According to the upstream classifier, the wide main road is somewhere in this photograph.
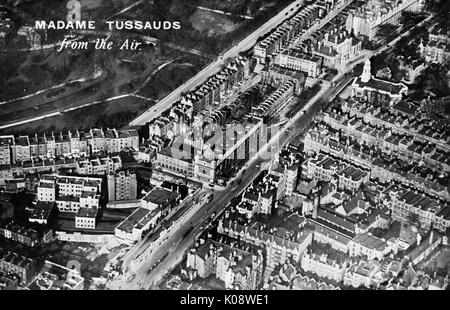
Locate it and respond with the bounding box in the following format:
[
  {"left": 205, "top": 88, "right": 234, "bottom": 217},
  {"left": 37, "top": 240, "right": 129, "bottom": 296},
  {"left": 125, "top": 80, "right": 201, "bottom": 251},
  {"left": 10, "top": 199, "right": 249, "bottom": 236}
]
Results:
[
  {"left": 108, "top": 62, "right": 354, "bottom": 290},
  {"left": 111, "top": 12, "right": 439, "bottom": 290},
  {"left": 129, "top": 0, "right": 306, "bottom": 126},
  {"left": 134, "top": 27, "right": 417, "bottom": 286}
]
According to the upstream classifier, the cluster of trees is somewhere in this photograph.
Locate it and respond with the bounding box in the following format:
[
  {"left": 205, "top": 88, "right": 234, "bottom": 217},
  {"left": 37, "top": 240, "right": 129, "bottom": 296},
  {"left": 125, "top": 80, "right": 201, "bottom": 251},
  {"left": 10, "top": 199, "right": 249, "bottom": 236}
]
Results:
[
  {"left": 139, "top": 64, "right": 198, "bottom": 100},
  {"left": 424, "top": 0, "right": 450, "bottom": 14},
  {"left": 376, "top": 67, "right": 392, "bottom": 80},
  {"left": 411, "top": 63, "right": 450, "bottom": 99},
  {"left": 400, "top": 11, "right": 426, "bottom": 30},
  {"left": 0, "top": 52, "right": 28, "bottom": 100},
  {"left": 392, "top": 36, "right": 422, "bottom": 66},
  {"left": 375, "top": 23, "right": 398, "bottom": 42},
  {"left": 371, "top": 52, "right": 407, "bottom": 82}
]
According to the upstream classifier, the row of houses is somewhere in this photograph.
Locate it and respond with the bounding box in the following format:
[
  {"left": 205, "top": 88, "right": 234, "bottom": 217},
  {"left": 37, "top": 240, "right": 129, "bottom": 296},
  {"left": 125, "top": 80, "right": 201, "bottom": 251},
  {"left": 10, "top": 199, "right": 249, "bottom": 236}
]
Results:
[
  {"left": 387, "top": 185, "right": 450, "bottom": 233},
  {"left": 341, "top": 98, "right": 450, "bottom": 153},
  {"left": 181, "top": 56, "right": 251, "bottom": 114},
  {"left": 217, "top": 217, "right": 313, "bottom": 270},
  {"left": 300, "top": 249, "right": 402, "bottom": 288},
  {"left": 0, "top": 250, "right": 35, "bottom": 286},
  {"left": 304, "top": 124, "right": 450, "bottom": 202},
  {"left": 0, "top": 154, "right": 122, "bottom": 192},
  {"left": 0, "top": 128, "right": 138, "bottom": 165},
  {"left": 303, "top": 153, "right": 370, "bottom": 193},
  {"left": 321, "top": 108, "right": 450, "bottom": 170},
  {"left": 0, "top": 220, "right": 52, "bottom": 247},
  {"left": 254, "top": 0, "right": 329, "bottom": 63},
  {"left": 251, "top": 81, "right": 295, "bottom": 119}
]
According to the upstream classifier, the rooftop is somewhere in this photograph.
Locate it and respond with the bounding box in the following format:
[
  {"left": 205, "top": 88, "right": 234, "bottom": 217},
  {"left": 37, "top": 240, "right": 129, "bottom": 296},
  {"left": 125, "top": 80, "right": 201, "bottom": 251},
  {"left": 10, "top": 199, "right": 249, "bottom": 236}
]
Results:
[
  {"left": 142, "top": 187, "right": 179, "bottom": 207},
  {"left": 116, "top": 207, "right": 160, "bottom": 233},
  {"left": 351, "top": 233, "right": 387, "bottom": 251},
  {"left": 30, "top": 201, "right": 54, "bottom": 221},
  {"left": 76, "top": 207, "right": 98, "bottom": 218},
  {"left": 354, "top": 76, "right": 407, "bottom": 96}
]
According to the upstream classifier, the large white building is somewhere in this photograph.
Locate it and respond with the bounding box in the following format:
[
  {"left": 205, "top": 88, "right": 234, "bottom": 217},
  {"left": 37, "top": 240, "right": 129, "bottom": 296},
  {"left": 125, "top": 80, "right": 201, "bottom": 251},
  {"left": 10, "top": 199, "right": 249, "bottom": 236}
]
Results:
[
  {"left": 278, "top": 48, "right": 323, "bottom": 78},
  {"left": 345, "top": 0, "right": 424, "bottom": 40},
  {"left": 75, "top": 207, "right": 98, "bottom": 229},
  {"left": 115, "top": 207, "right": 161, "bottom": 243},
  {"left": 37, "top": 174, "right": 102, "bottom": 213},
  {"left": 313, "top": 28, "right": 362, "bottom": 69}
]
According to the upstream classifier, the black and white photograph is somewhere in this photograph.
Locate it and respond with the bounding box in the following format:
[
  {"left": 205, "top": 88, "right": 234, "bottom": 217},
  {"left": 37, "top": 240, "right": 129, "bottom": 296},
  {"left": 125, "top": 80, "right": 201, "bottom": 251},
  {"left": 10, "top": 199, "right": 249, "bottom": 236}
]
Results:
[{"left": 0, "top": 0, "right": 449, "bottom": 297}]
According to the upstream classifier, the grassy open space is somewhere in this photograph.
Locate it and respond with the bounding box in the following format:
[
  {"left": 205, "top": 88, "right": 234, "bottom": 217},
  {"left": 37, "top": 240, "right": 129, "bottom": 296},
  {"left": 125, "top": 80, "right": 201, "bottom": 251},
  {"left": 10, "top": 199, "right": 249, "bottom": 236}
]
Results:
[
  {"left": 190, "top": 9, "right": 241, "bottom": 36},
  {"left": 0, "top": 95, "right": 151, "bottom": 135},
  {"left": 1, "top": 0, "right": 294, "bottom": 135}
]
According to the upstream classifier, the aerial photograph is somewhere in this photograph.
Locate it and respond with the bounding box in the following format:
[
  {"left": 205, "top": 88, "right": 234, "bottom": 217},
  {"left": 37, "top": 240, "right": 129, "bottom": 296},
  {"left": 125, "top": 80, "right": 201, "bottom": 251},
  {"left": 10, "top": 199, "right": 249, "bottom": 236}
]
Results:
[{"left": 0, "top": 0, "right": 449, "bottom": 296}]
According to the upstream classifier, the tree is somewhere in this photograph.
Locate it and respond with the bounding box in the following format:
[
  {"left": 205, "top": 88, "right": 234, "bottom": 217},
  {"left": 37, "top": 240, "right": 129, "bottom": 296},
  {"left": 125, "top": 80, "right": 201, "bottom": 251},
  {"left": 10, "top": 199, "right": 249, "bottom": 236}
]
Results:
[
  {"left": 376, "top": 67, "right": 392, "bottom": 79},
  {"left": 424, "top": 0, "right": 450, "bottom": 14},
  {"left": 376, "top": 24, "right": 397, "bottom": 40},
  {"left": 400, "top": 11, "right": 424, "bottom": 28},
  {"left": 413, "top": 63, "right": 450, "bottom": 98}
]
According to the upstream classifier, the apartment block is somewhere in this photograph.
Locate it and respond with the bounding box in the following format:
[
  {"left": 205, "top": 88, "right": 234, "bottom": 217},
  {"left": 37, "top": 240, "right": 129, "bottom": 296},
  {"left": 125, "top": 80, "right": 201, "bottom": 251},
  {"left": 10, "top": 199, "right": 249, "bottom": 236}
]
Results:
[
  {"left": 76, "top": 155, "right": 122, "bottom": 175},
  {"left": 37, "top": 174, "right": 102, "bottom": 213},
  {"left": 107, "top": 170, "right": 137, "bottom": 202},
  {"left": 278, "top": 48, "right": 323, "bottom": 78}
]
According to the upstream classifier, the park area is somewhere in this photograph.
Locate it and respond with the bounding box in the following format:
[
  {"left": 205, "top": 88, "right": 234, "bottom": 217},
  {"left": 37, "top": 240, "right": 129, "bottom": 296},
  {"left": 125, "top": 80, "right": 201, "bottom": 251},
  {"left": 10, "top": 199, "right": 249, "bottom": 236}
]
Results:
[{"left": 1, "top": 0, "right": 295, "bottom": 135}]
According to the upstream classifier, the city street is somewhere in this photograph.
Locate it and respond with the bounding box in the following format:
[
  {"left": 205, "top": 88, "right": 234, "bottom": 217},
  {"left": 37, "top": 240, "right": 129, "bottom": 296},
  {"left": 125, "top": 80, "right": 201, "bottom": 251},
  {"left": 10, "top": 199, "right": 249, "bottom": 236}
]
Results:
[
  {"left": 0, "top": 0, "right": 446, "bottom": 295},
  {"left": 104, "top": 1, "right": 438, "bottom": 291},
  {"left": 105, "top": 53, "right": 361, "bottom": 291},
  {"left": 104, "top": 0, "right": 434, "bottom": 291}
]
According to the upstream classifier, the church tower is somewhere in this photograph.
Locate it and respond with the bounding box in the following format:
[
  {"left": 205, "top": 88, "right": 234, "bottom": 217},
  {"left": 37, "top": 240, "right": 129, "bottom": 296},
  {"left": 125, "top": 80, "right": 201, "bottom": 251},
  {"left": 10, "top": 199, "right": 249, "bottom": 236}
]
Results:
[{"left": 361, "top": 58, "right": 372, "bottom": 83}]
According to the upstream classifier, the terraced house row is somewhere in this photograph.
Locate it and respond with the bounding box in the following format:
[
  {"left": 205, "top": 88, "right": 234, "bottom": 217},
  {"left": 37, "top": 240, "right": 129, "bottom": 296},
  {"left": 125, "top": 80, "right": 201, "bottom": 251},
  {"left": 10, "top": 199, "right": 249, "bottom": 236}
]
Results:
[
  {"left": 254, "top": 0, "right": 331, "bottom": 63},
  {"left": 180, "top": 56, "right": 251, "bottom": 114},
  {"left": 321, "top": 108, "right": 450, "bottom": 171},
  {"left": 303, "top": 153, "right": 370, "bottom": 194},
  {"left": 340, "top": 98, "right": 450, "bottom": 152},
  {"left": 0, "top": 127, "right": 139, "bottom": 165},
  {"left": 304, "top": 124, "right": 450, "bottom": 201},
  {"left": 387, "top": 185, "right": 450, "bottom": 232}
]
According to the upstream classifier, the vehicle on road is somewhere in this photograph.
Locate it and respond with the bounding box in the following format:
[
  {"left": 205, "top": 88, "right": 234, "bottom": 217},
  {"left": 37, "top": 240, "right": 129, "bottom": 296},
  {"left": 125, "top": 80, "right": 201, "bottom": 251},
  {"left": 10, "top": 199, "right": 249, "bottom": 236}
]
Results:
[{"left": 206, "top": 193, "right": 214, "bottom": 203}]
